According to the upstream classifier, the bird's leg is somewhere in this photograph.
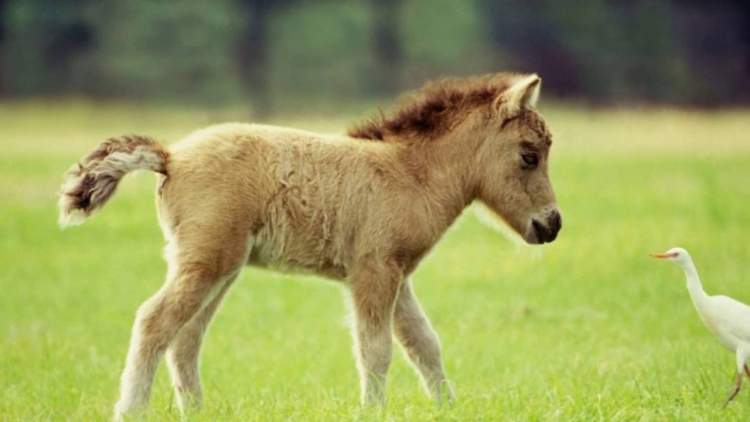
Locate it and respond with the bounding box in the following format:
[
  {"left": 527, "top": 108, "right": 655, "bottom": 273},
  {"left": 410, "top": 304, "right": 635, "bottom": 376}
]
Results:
[
  {"left": 744, "top": 364, "right": 750, "bottom": 379},
  {"left": 723, "top": 373, "right": 743, "bottom": 408}
]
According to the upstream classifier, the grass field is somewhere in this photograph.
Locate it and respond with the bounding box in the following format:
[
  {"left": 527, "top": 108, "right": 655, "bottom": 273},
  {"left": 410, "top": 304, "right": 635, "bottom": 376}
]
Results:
[{"left": 2, "top": 101, "right": 750, "bottom": 420}]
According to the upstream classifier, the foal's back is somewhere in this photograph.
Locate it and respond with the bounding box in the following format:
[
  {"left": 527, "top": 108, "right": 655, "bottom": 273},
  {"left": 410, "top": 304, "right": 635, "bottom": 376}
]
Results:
[{"left": 160, "top": 123, "right": 401, "bottom": 279}]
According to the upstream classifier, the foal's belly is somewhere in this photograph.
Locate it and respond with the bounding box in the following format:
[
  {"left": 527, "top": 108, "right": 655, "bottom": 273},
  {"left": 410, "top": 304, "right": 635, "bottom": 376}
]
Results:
[
  {"left": 241, "top": 142, "right": 357, "bottom": 281},
  {"left": 247, "top": 229, "right": 349, "bottom": 281}
]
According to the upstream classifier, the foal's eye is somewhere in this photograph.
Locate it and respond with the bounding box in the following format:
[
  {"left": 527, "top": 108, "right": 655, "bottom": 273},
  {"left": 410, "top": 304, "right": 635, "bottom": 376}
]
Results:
[{"left": 521, "top": 152, "right": 539, "bottom": 169}]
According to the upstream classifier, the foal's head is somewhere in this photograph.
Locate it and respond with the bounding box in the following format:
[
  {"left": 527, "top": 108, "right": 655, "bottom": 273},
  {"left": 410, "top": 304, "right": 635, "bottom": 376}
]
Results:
[
  {"left": 474, "top": 74, "right": 561, "bottom": 244},
  {"left": 348, "top": 72, "right": 562, "bottom": 244}
]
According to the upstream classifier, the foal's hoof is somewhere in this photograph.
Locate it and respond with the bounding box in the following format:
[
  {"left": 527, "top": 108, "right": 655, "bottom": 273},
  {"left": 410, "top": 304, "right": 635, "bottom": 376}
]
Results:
[
  {"left": 112, "top": 402, "right": 145, "bottom": 422},
  {"left": 433, "top": 380, "right": 456, "bottom": 405}
]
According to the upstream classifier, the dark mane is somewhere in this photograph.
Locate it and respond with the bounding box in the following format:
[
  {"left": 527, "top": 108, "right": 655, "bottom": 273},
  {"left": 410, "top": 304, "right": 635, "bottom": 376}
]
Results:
[{"left": 348, "top": 73, "right": 520, "bottom": 141}]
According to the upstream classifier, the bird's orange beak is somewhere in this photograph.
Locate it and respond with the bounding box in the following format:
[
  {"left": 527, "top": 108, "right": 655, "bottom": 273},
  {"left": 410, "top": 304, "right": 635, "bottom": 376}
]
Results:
[{"left": 650, "top": 252, "right": 678, "bottom": 259}]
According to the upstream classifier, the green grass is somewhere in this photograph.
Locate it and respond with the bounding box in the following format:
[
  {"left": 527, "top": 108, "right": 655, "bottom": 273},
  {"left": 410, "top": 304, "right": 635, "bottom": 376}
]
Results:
[{"left": 2, "top": 100, "right": 750, "bottom": 420}]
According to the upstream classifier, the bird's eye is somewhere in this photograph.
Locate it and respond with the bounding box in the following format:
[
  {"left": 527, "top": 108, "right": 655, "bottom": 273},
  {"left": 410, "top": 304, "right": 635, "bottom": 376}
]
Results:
[{"left": 521, "top": 152, "right": 539, "bottom": 169}]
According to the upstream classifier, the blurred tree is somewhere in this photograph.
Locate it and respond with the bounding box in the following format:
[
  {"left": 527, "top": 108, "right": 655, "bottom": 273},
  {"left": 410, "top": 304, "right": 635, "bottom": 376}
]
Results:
[
  {"left": 736, "top": 1, "right": 750, "bottom": 81},
  {"left": 43, "top": 18, "right": 95, "bottom": 92},
  {"left": 479, "top": 0, "right": 582, "bottom": 97},
  {"left": 236, "top": 0, "right": 276, "bottom": 117},
  {"left": 0, "top": 0, "right": 749, "bottom": 106},
  {"left": 480, "top": 0, "right": 689, "bottom": 104},
  {"left": 0, "top": 0, "right": 7, "bottom": 95},
  {"left": 4, "top": 0, "right": 96, "bottom": 95},
  {"left": 672, "top": 0, "right": 748, "bottom": 105},
  {"left": 369, "top": 0, "right": 403, "bottom": 95},
  {"left": 87, "top": 0, "right": 240, "bottom": 101}
]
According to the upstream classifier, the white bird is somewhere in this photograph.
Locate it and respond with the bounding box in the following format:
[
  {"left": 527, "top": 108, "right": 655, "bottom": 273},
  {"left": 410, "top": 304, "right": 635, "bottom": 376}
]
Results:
[{"left": 652, "top": 247, "right": 750, "bottom": 406}]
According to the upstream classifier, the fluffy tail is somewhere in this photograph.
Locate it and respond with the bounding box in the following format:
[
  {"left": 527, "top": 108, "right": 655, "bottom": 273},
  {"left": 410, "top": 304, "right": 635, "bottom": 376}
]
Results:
[{"left": 58, "top": 135, "right": 169, "bottom": 227}]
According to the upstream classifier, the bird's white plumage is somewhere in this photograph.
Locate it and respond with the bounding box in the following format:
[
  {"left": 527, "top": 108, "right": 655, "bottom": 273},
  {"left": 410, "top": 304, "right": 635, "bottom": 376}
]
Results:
[
  {"left": 706, "top": 296, "right": 750, "bottom": 346},
  {"left": 655, "top": 246, "right": 750, "bottom": 405},
  {"left": 694, "top": 296, "right": 750, "bottom": 350}
]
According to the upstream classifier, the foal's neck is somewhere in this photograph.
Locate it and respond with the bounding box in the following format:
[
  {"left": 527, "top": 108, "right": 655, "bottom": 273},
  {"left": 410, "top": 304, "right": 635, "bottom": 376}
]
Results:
[{"left": 397, "top": 124, "right": 482, "bottom": 231}]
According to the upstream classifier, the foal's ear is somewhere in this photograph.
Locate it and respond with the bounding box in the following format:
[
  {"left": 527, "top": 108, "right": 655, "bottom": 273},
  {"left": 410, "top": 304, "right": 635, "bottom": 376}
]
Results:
[{"left": 494, "top": 74, "right": 542, "bottom": 116}]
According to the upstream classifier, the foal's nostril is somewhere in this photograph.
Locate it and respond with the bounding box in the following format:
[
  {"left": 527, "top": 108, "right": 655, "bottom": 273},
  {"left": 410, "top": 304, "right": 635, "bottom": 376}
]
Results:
[
  {"left": 531, "top": 211, "right": 562, "bottom": 244},
  {"left": 547, "top": 210, "right": 562, "bottom": 235},
  {"left": 532, "top": 219, "right": 547, "bottom": 243}
]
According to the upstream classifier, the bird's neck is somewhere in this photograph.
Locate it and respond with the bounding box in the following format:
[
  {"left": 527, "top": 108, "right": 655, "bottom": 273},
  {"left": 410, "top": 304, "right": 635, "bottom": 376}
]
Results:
[{"left": 681, "top": 260, "right": 708, "bottom": 307}]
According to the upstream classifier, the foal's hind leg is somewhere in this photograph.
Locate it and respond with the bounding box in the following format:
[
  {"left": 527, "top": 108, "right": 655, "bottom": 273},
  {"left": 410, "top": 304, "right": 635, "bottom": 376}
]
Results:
[
  {"left": 165, "top": 275, "right": 237, "bottom": 412},
  {"left": 113, "top": 230, "right": 251, "bottom": 420},
  {"left": 393, "top": 281, "right": 454, "bottom": 402}
]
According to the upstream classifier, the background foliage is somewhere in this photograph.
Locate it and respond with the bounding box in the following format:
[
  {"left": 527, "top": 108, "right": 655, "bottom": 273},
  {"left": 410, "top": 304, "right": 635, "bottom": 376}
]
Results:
[{"left": 1, "top": 0, "right": 749, "bottom": 113}]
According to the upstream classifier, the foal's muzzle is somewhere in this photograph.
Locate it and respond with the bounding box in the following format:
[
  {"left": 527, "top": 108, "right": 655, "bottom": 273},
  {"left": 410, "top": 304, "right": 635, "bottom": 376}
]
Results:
[{"left": 529, "top": 209, "right": 562, "bottom": 244}]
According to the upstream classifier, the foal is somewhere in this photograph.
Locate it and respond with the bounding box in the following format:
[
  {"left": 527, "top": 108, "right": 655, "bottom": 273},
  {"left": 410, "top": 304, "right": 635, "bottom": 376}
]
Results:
[{"left": 58, "top": 73, "right": 561, "bottom": 419}]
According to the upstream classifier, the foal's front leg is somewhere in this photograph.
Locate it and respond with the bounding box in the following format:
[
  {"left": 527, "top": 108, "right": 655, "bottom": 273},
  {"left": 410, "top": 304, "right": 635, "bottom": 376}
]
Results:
[
  {"left": 393, "top": 281, "right": 454, "bottom": 402},
  {"left": 349, "top": 263, "right": 402, "bottom": 406}
]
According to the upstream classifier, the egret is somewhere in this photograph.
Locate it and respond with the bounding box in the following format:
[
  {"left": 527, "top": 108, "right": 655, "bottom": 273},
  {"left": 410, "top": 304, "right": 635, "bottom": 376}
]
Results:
[{"left": 652, "top": 247, "right": 750, "bottom": 406}]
